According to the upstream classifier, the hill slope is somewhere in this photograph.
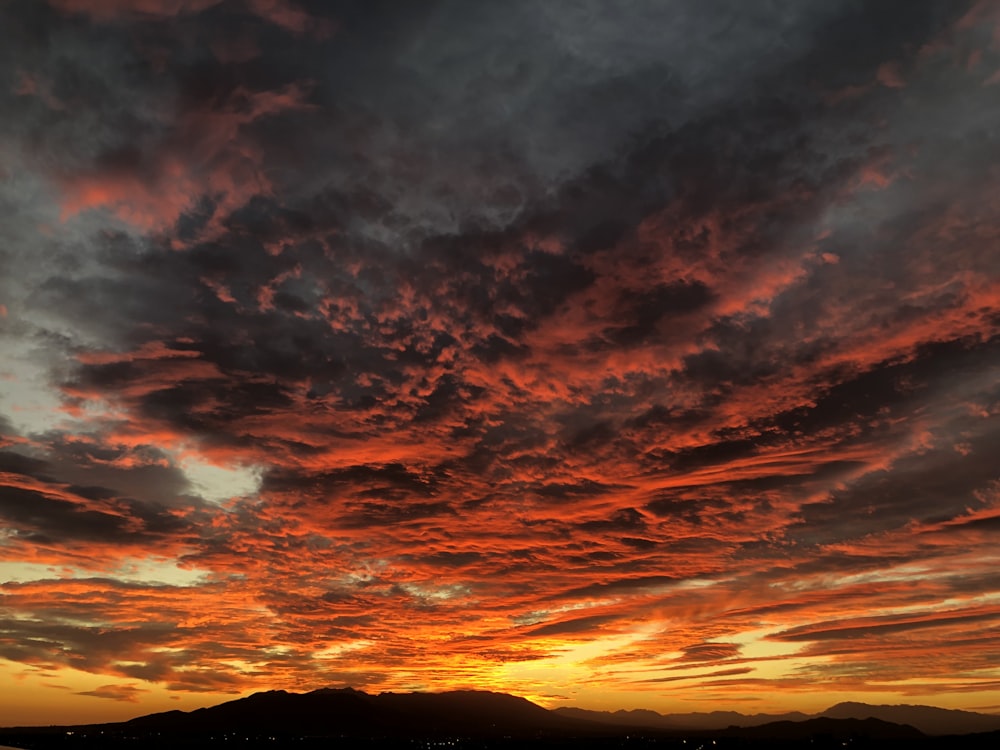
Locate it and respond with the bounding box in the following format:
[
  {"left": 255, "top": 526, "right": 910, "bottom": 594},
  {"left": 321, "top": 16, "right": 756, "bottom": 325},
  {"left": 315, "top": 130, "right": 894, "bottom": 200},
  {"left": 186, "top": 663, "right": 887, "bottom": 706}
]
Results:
[
  {"left": 555, "top": 701, "right": 1000, "bottom": 735},
  {"left": 554, "top": 705, "right": 809, "bottom": 730},
  {"left": 3, "top": 689, "right": 1000, "bottom": 746},
  {"left": 117, "top": 687, "right": 593, "bottom": 738},
  {"left": 822, "top": 701, "right": 1000, "bottom": 736}
]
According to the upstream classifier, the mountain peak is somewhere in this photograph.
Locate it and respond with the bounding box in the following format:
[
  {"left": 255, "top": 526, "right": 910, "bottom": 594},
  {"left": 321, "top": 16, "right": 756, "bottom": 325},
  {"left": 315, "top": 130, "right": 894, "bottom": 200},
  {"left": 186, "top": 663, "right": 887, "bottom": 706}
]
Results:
[{"left": 309, "top": 686, "right": 369, "bottom": 696}]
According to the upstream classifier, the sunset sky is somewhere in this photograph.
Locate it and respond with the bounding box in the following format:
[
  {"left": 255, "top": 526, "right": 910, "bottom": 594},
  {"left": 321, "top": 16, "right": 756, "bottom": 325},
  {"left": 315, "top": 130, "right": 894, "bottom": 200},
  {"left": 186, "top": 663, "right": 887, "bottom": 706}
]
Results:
[{"left": 1, "top": 0, "right": 999, "bottom": 727}]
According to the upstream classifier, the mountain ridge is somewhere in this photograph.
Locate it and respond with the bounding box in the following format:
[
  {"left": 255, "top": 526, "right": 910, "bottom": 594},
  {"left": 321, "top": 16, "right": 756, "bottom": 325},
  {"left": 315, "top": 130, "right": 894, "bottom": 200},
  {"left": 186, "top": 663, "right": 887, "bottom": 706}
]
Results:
[
  {"left": 555, "top": 699, "right": 1000, "bottom": 736},
  {"left": 821, "top": 701, "right": 1000, "bottom": 736},
  {"left": 2, "top": 687, "right": 999, "bottom": 744}
]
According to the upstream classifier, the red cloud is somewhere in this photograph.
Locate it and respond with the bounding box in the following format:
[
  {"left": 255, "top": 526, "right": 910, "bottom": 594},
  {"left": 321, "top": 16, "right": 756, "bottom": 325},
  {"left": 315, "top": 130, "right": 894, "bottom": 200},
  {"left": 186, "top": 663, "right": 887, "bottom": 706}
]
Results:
[{"left": 58, "top": 82, "right": 315, "bottom": 235}]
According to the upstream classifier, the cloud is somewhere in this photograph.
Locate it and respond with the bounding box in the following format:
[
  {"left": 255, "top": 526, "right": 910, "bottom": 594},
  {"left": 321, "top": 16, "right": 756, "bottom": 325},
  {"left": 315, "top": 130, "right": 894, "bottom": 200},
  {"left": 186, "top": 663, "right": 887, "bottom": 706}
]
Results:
[
  {"left": 770, "top": 606, "right": 1000, "bottom": 642},
  {"left": 526, "top": 614, "right": 624, "bottom": 638},
  {"left": 677, "top": 642, "right": 742, "bottom": 663},
  {"left": 641, "top": 667, "right": 755, "bottom": 684},
  {"left": 76, "top": 683, "right": 149, "bottom": 702},
  {"left": 48, "top": 0, "right": 332, "bottom": 36}
]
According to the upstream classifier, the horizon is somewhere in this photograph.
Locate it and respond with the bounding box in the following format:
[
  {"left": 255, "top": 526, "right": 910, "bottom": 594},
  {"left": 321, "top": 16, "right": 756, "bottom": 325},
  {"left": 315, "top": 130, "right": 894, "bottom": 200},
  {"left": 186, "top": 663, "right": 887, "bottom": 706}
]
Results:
[
  {"left": 2, "top": 0, "right": 999, "bottom": 729},
  {"left": 3, "top": 684, "right": 1000, "bottom": 730}
]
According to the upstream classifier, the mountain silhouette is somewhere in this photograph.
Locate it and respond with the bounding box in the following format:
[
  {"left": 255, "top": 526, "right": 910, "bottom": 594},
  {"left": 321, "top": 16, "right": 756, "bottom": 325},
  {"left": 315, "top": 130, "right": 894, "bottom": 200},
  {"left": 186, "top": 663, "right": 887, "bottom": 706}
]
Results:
[
  {"left": 123, "top": 687, "right": 382, "bottom": 735},
  {"left": 822, "top": 701, "right": 1000, "bottom": 736},
  {"left": 3, "top": 688, "right": 1000, "bottom": 748},
  {"left": 555, "top": 705, "right": 809, "bottom": 730},
  {"left": 555, "top": 700, "right": 1000, "bottom": 736},
  {"left": 117, "top": 687, "right": 593, "bottom": 738}
]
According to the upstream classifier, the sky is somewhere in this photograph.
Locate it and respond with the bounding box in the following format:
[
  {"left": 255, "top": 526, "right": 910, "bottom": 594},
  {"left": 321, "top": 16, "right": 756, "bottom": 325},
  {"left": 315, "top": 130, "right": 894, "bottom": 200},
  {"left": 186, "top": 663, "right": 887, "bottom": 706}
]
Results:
[{"left": 0, "top": 0, "right": 999, "bottom": 728}]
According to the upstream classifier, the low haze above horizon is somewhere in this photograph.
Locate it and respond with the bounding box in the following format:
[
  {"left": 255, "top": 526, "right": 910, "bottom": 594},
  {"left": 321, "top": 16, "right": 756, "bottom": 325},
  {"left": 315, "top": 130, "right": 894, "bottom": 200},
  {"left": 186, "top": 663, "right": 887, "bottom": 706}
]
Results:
[{"left": 1, "top": 0, "right": 999, "bottom": 727}]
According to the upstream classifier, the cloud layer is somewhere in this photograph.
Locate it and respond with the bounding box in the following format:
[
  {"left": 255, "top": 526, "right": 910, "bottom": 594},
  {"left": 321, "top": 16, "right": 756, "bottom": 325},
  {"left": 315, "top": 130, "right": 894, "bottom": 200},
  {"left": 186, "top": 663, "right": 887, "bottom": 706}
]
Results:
[{"left": 1, "top": 0, "right": 999, "bottom": 722}]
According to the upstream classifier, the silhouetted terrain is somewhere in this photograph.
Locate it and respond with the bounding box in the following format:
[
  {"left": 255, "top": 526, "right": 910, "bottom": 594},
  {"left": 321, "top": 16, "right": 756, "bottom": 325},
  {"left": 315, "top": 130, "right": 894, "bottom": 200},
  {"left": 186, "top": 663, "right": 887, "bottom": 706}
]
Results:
[
  {"left": 555, "top": 705, "right": 811, "bottom": 730},
  {"left": 712, "top": 716, "right": 923, "bottom": 740},
  {"left": 122, "top": 687, "right": 591, "bottom": 736},
  {"left": 2, "top": 688, "right": 1000, "bottom": 749},
  {"left": 821, "top": 701, "right": 1000, "bottom": 736},
  {"left": 556, "top": 699, "right": 1000, "bottom": 736},
  {"left": 0, "top": 689, "right": 598, "bottom": 748}
]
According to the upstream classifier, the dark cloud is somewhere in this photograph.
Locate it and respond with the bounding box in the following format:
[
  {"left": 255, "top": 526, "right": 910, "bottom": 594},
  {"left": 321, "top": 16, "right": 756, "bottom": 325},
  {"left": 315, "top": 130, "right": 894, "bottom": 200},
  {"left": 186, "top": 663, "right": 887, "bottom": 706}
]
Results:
[
  {"left": 641, "top": 667, "right": 755, "bottom": 684},
  {"left": 0, "top": 485, "right": 134, "bottom": 544},
  {"left": 552, "top": 576, "right": 678, "bottom": 602},
  {"left": 0, "top": 450, "right": 51, "bottom": 477},
  {"left": 678, "top": 642, "right": 742, "bottom": 663},
  {"left": 579, "top": 508, "right": 648, "bottom": 533},
  {"left": 527, "top": 614, "right": 623, "bottom": 638},
  {"left": 337, "top": 500, "right": 455, "bottom": 529},
  {"left": 771, "top": 608, "right": 1000, "bottom": 642},
  {"left": 76, "top": 684, "right": 146, "bottom": 702}
]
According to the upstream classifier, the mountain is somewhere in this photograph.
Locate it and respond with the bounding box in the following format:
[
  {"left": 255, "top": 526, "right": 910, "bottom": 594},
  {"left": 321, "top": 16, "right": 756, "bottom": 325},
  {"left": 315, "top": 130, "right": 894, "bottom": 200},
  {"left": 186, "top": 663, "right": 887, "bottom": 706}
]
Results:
[
  {"left": 554, "top": 705, "right": 809, "bottom": 730},
  {"left": 822, "top": 701, "right": 1000, "bottom": 736},
  {"left": 123, "top": 687, "right": 384, "bottom": 735},
  {"left": 555, "top": 701, "right": 1000, "bottom": 736},
  {"left": 116, "top": 687, "right": 594, "bottom": 738},
  {"left": 3, "top": 689, "right": 1000, "bottom": 748}
]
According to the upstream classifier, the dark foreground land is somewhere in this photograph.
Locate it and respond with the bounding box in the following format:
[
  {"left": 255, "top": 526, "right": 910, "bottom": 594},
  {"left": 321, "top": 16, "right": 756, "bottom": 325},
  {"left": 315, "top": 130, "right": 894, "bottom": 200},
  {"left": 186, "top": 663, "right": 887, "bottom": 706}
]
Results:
[
  {"left": 4, "top": 734, "right": 1000, "bottom": 750},
  {"left": 3, "top": 689, "right": 1000, "bottom": 750}
]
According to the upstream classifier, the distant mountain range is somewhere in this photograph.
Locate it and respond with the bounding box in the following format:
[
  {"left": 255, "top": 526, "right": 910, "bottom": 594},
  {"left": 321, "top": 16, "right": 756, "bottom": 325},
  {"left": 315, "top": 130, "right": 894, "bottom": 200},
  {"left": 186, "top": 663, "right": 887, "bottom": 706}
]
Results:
[
  {"left": 2, "top": 687, "right": 1000, "bottom": 748},
  {"left": 556, "top": 699, "right": 1000, "bottom": 736}
]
